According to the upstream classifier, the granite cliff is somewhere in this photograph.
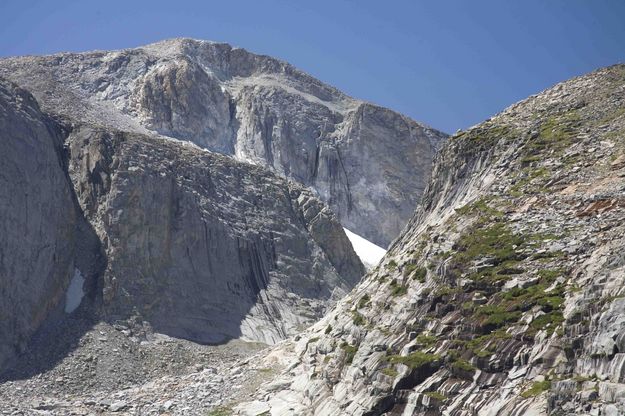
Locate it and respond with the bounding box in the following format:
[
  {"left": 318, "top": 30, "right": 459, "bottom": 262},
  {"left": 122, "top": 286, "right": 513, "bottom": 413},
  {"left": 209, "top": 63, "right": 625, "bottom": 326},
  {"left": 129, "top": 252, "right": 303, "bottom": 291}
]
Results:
[
  {"left": 0, "top": 74, "right": 365, "bottom": 378},
  {"left": 0, "top": 38, "right": 447, "bottom": 247}
]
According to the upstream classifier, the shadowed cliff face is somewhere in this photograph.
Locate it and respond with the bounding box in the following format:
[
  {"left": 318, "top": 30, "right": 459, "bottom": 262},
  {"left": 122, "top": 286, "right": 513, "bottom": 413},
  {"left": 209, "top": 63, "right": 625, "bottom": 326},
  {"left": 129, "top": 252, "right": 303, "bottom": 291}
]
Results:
[
  {"left": 0, "top": 80, "right": 103, "bottom": 371},
  {"left": 66, "top": 126, "right": 364, "bottom": 345},
  {"left": 0, "top": 38, "right": 447, "bottom": 246},
  {"left": 236, "top": 65, "right": 625, "bottom": 415},
  {"left": 0, "top": 75, "right": 365, "bottom": 374}
]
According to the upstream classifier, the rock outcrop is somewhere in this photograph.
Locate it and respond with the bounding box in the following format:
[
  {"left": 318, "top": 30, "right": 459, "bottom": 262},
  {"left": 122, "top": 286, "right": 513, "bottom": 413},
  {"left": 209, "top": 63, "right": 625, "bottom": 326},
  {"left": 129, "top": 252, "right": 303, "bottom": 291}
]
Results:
[
  {"left": 66, "top": 126, "right": 364, "bottom": 345},
  {"left": 237, "top": 65, "right": 625, "bottom": 415},
  {"left": 0, "top": 38, "right": 447, "bottom": 246},
  {"left": 0, "top": 73, "right": 365, "bottom": 376}
]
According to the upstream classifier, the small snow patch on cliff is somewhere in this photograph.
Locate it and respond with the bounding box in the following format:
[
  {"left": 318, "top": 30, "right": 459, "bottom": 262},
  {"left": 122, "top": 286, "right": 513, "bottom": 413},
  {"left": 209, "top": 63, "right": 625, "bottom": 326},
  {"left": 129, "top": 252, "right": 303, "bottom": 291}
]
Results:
[
  {"left": 65, "top": 268, "right": 85, "bottom": 313},
  {"left": 343, "top": 227, "right": 386, "bottom": 269}
]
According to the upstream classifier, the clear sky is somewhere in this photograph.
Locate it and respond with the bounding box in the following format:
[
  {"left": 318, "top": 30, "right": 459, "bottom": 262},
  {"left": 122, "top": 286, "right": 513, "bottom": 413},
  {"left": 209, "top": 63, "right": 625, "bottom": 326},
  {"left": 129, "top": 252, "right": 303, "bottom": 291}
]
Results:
[{"left": 1, "top": 0, "right": 623, "bottom": 133}]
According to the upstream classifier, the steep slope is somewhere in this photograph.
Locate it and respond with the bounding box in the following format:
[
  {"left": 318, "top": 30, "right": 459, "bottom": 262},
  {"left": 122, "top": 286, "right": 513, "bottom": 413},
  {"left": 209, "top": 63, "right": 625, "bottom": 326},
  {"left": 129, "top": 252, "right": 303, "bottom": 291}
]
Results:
[
  {"left": 237, "top": 65, "right": 625, "bottom": 415},
  {"left": 66, "top": 125, "right": 364, "bottom": 345},
  {"left": 0, "top": 79, "right": 103, "bottom": 372},
  {"left": 0, "top": 38, "right": 447, "bottom": 246},
  {"left": 0, "top": 75, "right": 365, "bottom": 379}
]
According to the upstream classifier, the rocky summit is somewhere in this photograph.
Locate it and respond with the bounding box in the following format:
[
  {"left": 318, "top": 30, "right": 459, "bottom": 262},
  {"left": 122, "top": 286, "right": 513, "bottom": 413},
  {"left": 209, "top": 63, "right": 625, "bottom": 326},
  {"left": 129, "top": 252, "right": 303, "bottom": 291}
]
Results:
[
  {"left": 0, "top": 38, "right": 447, "bottom": 247},
  {"left": 1, "top": 37, "right": 624, "bottom": 416}
]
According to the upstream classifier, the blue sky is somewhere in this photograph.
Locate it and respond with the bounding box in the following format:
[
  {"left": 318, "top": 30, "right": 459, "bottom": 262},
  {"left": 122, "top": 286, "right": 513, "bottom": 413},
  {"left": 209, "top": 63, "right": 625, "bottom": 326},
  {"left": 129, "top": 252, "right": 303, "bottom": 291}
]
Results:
[{"left": 1, "top": 0, "right": 623, "bottom": 133}]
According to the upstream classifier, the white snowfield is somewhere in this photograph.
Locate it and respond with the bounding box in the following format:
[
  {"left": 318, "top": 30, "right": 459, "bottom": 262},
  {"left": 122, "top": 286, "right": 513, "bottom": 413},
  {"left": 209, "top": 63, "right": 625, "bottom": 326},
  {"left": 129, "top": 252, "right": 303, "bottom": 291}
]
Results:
[{"left": 343, "top": 227, "right": 387, "bottom": 270}]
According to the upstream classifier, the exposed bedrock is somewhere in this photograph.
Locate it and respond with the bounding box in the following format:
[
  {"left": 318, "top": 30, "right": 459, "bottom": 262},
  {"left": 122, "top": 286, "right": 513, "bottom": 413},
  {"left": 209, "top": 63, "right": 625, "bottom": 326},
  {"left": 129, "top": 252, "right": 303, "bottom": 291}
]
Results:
[{"left": 0, "top": 38, "right": 448, "bottom": 246}]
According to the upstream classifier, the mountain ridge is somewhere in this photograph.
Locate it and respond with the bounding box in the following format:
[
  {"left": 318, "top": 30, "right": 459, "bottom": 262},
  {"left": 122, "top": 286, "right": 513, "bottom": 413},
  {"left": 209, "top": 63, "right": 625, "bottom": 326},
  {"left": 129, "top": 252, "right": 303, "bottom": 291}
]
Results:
[{"left": 0, "top": 37, "right": 447, "bottom": 246}]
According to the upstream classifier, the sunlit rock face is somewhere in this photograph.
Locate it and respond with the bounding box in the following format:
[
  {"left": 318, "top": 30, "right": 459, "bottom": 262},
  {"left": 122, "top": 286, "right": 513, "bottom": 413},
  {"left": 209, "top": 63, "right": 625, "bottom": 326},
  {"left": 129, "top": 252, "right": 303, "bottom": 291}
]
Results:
[
  {"left": 235, "top": 65, "right": 625, "bottom": 416},
  {"left": 0, "top": 38, "right": 447, "bottom": 246}
]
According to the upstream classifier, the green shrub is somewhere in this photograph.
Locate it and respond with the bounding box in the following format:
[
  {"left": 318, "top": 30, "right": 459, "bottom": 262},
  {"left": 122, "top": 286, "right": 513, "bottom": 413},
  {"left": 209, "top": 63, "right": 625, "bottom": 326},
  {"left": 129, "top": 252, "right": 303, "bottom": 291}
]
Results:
[
  {"left": 352, "top": 311, "right": 365, "bottom": 326},
  {"left": 381, "top": 367, "right": 398, "bottom": 377},
  {"left": 390, "top": 283, "right": 408, "bottom": 297},
  {"left": 357, "top": 294, "right": 371, "bottom": 309},
  {"left": 451, "top": 358, "right": 476, "bottom": 373},
  {"left": 474, "top": 304, "right": 521, "bottom": 329},
  {"left": 387, "top": 351, "right": 439, "bottom": 369},
  {"left": 424, "top": 391, "right": 447, "bottom": 401},
  {"left": 207, "top": 406, "right": 233, "bottom": 416},
  {"left": 520, "top": 380, "right": 551, "bottom": 398},
  {"left": 530, "top": 311, "right": 564, "bottom": 335},
  {"left": 385, "top": 260, "right": 398, "bottom": 271},
  {"left": 416, "top": 334, "right": 437, "bottom": 348},
  {"left": 412, "top": 267, "right": 427, "bottom": 282},
  {"left": 341, "top": 342, "right": 358, "bottom": 364}
]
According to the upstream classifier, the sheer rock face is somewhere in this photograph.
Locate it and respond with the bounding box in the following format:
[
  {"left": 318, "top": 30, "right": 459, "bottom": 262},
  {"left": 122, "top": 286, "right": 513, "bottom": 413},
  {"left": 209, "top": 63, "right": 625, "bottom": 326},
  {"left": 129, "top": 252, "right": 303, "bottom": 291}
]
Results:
[
  {"left": 0, "top": 38, "right": 447, "bottom": 246},
  {"left": 237, "top": 65, "right": 625, "bottom": 415},
  {"left": 0, "top": 73, "right": 364, "bottom": 373},
  {"left": 0, "top": 80, "right": 78, "bottom": 370},
  {"left": 66, "top": 126, "right": 364, "bottom": 345}
]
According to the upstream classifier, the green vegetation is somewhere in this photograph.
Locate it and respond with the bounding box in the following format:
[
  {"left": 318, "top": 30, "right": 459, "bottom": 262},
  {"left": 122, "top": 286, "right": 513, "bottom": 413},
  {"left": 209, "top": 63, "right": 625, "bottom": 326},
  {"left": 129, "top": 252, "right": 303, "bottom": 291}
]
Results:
[
  {"left": 455, "top": 223, "right": 523, "bottom": 267},
  {"left": 387, "top": 351, "right": 440, "bottom": 369},
  {"left": 390, "top": 279, "right": 408, "bottom": 297},
  {"left": 341, "top": 342, "right": 358, "bottom": 364},
  {"left": 449, "top": 222, "right": 528, "bottom": 285},
  {"left": 532, "top": 250, "right": 566, "bottom": 261},
  {"left": 352, "top": 311, "right": 366, "bottom": 326},
  {"left": 529, "top": 311, "right": 564, "bottom": 336},
  {"left": 413, "top": 267, "right": 427, "bottom": 282},
  {"left": 381, "top": 367, "right": 399, "bottom": 377},
  {"left": 467, "top": 124, "right": 517, "bottom": 146},
  {"left": 207, "top": 406, "right": 233, "bottom": 416},
  {"left": 404, "top": 263, "right": 427, "bottom": 283},
  {"left": 433, "top": 285, "right": 459, "bottom": 298},
  {"left": 451, "top": 358, "right": 476, "bottom": 373},
  {"left": 502, "top": 281, "right": 564, "bottom": 311},
  {"left": 357, "top": 294, "right": 370, "bottom": 309},
  {"left": 325, "top": 325, "right": 333, "bottom": 334},
  {"left": 523, "top": 111, "right": 581, "bottom": 163},
  {"left": 416, "top": 334, "right": 437, "bottom": 348},
  {"left": 537, "top": 268, "right": 566, "bottom": 281},
  {"left": 385, "top": 260, "right": 398, "bottom": 271},
  {"left": 508, "top": 167, "right": 549, "bottom": 196},
  {"left": 473, "top": 304, "right": 522, "bottom": 329},
  {"left": 520, "top": 380, "right": 551, "bottom": 398},
  {"left": 466, "top": 330, "right": 512, "bottom": 357},
  {"left": 309, "top": 337, "right": 320, "bottom": 343},
  {"left": 455, "top": 197, "right": 503, "bottom": 219},
  {"left": 424, "top": 391, "right": 447, "bottom": 401}
]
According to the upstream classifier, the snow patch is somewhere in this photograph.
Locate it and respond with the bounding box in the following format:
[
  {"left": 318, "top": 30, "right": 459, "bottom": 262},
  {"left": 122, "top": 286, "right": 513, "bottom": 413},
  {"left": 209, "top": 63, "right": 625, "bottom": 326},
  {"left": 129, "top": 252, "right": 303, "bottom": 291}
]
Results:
[
  {"left": 343, "top": 227, "right": 387, "bottom": 270},
  {"left": 65, "top": 268, "right": 85, "bottom": 314}
]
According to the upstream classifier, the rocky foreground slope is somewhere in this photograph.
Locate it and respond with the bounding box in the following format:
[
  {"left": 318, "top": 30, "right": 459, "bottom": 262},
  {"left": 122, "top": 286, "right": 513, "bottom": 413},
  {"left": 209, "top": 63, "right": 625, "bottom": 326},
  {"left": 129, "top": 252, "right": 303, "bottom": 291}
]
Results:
[
  {"left": 0, "top": 38, "right": 447, "bottom": 246},
  {"left": 0, "top": 74, "right": 365, "bottom": 382},
  {"left": 235, "top": 65, "right": 625, "bottom": 415}
]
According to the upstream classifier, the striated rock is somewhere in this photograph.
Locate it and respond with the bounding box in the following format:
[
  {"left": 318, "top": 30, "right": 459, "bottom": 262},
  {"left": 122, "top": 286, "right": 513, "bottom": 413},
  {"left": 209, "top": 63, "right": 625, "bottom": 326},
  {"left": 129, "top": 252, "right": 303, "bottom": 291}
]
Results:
[
  {"left": 0, "top": 38, "right": 447, "bottom": 246},
  {"left": 236, "top": 64, "right": 625, "bottom": 415}
]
